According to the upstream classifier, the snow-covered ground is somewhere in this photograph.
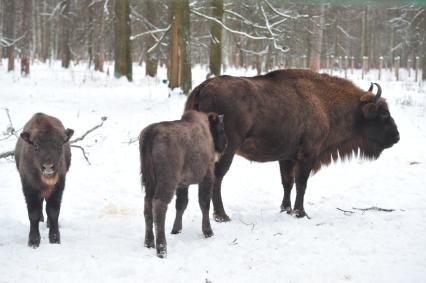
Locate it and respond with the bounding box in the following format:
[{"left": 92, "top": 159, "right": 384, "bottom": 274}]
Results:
[{"left": 1, "top": 61, "right": 425, "bottom": 283}]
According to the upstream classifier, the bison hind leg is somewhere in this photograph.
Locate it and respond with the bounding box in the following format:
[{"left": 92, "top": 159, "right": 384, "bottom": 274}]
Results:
[{"left": 171, "top": 186, "right": 189, "bottom": 234}]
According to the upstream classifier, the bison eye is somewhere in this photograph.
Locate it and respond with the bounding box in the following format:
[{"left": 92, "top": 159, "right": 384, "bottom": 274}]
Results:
[{"left": 379, "top": 109, "right": 389, "bottom": 120}]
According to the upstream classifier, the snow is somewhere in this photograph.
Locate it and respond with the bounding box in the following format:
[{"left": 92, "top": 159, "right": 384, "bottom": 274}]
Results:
[{"left": 1, "top": 61, "right": 426, "bottom": 283}]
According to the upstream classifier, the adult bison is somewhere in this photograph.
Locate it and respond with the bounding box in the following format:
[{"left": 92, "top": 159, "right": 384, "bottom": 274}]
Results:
[
  {"left": 140, "top": 110, "right": 227, "bottom": 258},
  {"left": 185, "top": 69, "right": 400, "bottom": 221},
  {"left": 15, "top": 113, "right": 74, "bottom": 247}
]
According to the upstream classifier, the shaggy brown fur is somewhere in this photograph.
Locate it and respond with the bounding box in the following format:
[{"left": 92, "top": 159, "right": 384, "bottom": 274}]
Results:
[
  {"left": 15, "top": 113, "right": 74, "bottom": 247},
  {"left": 139, "top": 110, "right": 226, "bottom": 258},
  {"left": 185, "top": 69, "right": 400, "bottom": 220}
]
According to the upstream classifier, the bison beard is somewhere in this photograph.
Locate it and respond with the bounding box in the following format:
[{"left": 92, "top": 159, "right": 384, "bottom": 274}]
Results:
[{"left": 185, "top": 69, "right": 400, "bottom": 221}]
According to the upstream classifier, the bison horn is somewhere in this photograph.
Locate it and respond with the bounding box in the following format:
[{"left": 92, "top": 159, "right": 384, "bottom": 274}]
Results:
[
  {"left": 368, "top": 82, "right": 374, "bottom": 92},
  {"left": 373, "top": 83, "right": 382, "bottom": 102}
]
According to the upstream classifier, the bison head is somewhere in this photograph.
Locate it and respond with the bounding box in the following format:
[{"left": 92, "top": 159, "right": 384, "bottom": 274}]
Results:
[
  {"left": 208, "top": 113, "right": 227, "bottom": 155},
  {"left": 20, "top": 128, "right": 74, "bottom": 178},
  {"left": 359, "top": 83, "right": 399, "bottom": 157}
]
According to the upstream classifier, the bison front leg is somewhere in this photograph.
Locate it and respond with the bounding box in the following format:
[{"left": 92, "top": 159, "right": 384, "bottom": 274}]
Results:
[
  {"left": 46, "top": 184, "right": 64, "bottom": 244},
  {"left": 23, "top": 189, "right": 42, "bottom": 248},
  {"left": 199, "top": 175, "right": 214, "bottom": 238},
  {"left": 213, "top": 147, "right": 236, "bottom": 222},
  {"left": 279, "top": 160, "right": 295, "bottom": 214},
  {"left": 171, "top": 186, "right": 189, "bottom": 234}
]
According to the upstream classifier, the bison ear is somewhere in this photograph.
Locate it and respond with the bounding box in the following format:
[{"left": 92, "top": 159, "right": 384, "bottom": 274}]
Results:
[
  {"left": 362, "top": 103, "right": 378, "bottom": 120},
  {"left": 64, "top": 128, "right": 74, "bottom": 143},
  {"left": 20, "top": 131, "right": 33, "bottom": 145}
]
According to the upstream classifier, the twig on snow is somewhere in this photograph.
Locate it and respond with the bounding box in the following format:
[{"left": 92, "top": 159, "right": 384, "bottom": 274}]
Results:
[
  {"left": 0, "top": 150, "right": 14, "bottom": 159},
  {"left": 239, "top": 217, "right": 255, "bottom": 231},
  {"left": 70, "top": 145, "right": 91, "bottom": 165},
  {"left": 352, "top": 206, "right": 396, "bottom": 213},
  {"left": 336, "top": 207, "right": 355, "bottom": 215}
]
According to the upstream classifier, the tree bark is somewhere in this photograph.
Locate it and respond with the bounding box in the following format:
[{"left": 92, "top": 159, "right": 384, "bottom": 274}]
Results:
[
  {"left": 180, "top": 0, "right": 191, "bottom": 94},
  {"left": 90, "top": 0, "right": 105, "bottom": 72},
  {"left": 114, "top": 0, "right": 132, "bottom": 81},
  {"left": 169, "top": 0, "right": 180, "bottom": 90},
  {"left": 60, "top": 0, "right": 71, "bottom": 68},
  {"left": 208, "top": 0, "right": 223, "bottom": 77},
  {"left": 308, "top": 4, "right": 325, "bottom": 72},
  {"left": 169, "top": 0, "right": 191, "bottom": 94},
  {"left": 21, "top": 0, "right": 33, "bottom": 76},
  {"left": 361, "top": 5, "right": 369, "bottom": 69},
  {"left": 3, "top": 0, "right": 15, "bottom": 71},
  {"left": 143, "top": 0, "right": 159, "bottom": 77}
]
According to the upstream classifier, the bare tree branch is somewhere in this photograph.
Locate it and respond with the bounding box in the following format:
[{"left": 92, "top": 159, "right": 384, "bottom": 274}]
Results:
[
  {"left": 70, "top": 145, "right": 91, "bottom": 165},
  {"left": 70, "top": 116, "right": 107, "bottom": 144},
  {"left": 1, "top": 116, "right": 108, "bottom": 163}
]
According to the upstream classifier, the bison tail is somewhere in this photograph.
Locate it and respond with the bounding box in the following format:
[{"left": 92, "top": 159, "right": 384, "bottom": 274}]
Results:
[{"left": 139, "top": 130, "right": 156, "bottom": 196}]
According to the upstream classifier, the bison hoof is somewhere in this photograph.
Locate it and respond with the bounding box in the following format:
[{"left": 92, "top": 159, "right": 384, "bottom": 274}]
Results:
[
  {"left": 203, "top": 229, "right": 214, "bottom": 238},
  {"left": 171, "top": 228, "right": 181, "bottom": 235},
  {"left": 156, "top": 245, "right": 167, "bottom": 258},
  {"left": 213, "top": 212, "right": 231, "bottom": 223},
  {"left": 49, "top": 233, "right": 61, "bottom": 244},
  {"left": 144, "top": 239, "right": 155, "bottom": 249},
  {"left": 280, "top": 205, "right": 292, "bottom": 214},
  {"left": 293, "top": 209, "right": 310, "bottom": 219},
  {"left": 28, "top": 236, "right": 40, "bottom": 248}
]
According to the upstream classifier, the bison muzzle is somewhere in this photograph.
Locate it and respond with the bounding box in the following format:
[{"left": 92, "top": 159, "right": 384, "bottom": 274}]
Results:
[{"left": 15, "top": 113, "right": 74, "bottom": 247}]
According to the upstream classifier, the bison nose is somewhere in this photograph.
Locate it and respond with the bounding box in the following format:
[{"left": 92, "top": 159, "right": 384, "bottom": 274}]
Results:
[
  {"left": 395, "top": 133, "right": 400, "bottom": 143},
  {"left": 42, "top": 163, "right": 55, "bottom": 175}
]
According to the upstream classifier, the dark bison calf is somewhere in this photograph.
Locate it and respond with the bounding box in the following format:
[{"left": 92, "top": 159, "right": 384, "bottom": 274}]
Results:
[
  {"left": 139, "top": 110, "right": 227, "bottom": 258},
  {"left": 15, "top": 113, "right": 74, "bottom": 247}
]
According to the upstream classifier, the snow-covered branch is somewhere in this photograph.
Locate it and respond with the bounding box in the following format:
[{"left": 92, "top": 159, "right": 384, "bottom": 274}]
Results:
[{"left": 130, "top": 25, "right": 171, "bottom": 41}]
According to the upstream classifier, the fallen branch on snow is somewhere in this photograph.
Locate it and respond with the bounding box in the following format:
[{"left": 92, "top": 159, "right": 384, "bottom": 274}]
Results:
[
  {"left": 0, "top": 116, "right": 108, "bottom": 165},
  {"left": 352, "top": 206, "right": 396, "bottom": 212},
  {"left": 70, "top": 116, "right": 107, "bottom": 143},
  {"left": 336, "top": 208, "right": 355, "bottom": 215}
]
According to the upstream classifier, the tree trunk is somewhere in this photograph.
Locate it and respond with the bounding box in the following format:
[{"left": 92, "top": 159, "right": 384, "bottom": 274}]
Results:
[
  {"left": 180, "top": 0, "right": 191, "bottom": 94},
  {"left": 143, "top": 0, "right": 159, "bottom": 77},
  {"left": 114, "top": 0, "right": 132, "bottom": 81},
  {"left": 169, "top": 0, "right": 180, "bottom": 90},
  {"left": 361, "top": 5, "right": 369, "bottom": 69},
  {"left": 169, "top": 0, "right": 192, "bottom": 94},
  {"left": 308, "top": 4, "right": 325, "bottom": 72},
  {"left": 3, "top": 0, "right": 15, "bottom": 71},
  {"left": 40, "top": 0, "right": 50, "bottom": 62},
  {"left": 21, "top": 0, "right": 32, "bottom": 76},
  {"left": 208, "top": 0, "right": 223, "bottom": 77},
  {"left": 60, "top": 0, "right": 71, "bottom": 68},
  {"left": 90, "top": 0, "right": 105, "bottom": 72}
]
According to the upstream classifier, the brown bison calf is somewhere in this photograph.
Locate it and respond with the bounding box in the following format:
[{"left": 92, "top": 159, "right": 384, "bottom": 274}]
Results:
[
  {"left": 15, "top": 113, "right": 74, "bottom": 248},
  {"left": 139, "top": 110, "right": 227, "bottom": 258}
]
